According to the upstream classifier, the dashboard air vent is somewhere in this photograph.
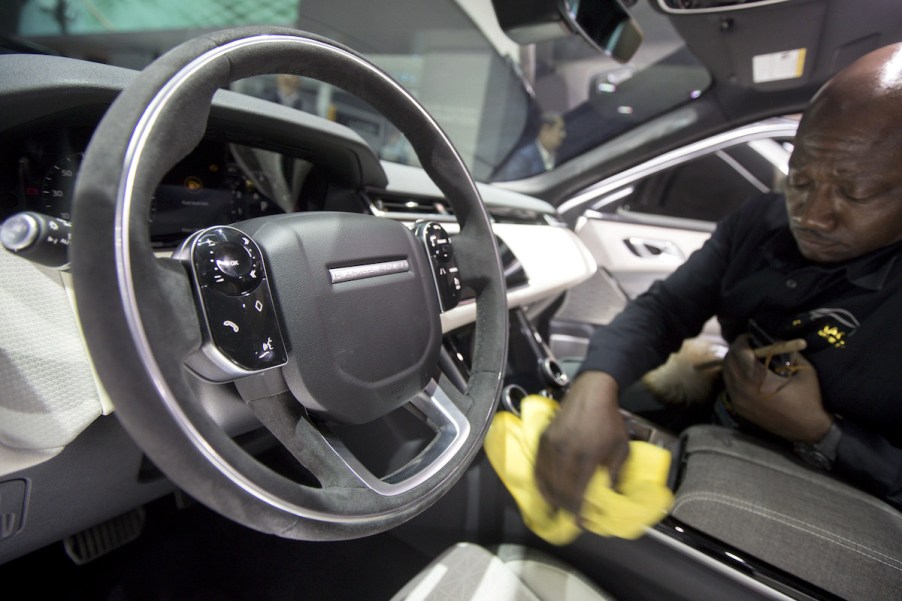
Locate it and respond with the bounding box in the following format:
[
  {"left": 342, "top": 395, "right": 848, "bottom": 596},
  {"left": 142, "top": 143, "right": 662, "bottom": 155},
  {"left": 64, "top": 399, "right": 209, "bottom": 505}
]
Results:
[{"left": 370, "top": 193, "right": 454, "bottom": 218}]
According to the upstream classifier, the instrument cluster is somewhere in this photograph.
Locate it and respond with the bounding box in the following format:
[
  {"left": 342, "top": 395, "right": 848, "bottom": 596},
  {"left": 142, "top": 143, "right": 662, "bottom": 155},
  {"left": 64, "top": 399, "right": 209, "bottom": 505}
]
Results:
[{"left": 0, "top": 127, "right": 284, "bottom": 249}]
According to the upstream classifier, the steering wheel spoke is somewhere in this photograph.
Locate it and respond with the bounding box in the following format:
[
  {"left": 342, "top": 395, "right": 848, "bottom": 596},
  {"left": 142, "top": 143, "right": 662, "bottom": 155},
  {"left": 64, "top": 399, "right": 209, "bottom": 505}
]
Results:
[
  {"left": 315, "top": 380, "right": 471, "bottom": 496},
  {"left": 246, "top": 378, "right": 473, "bottom": 496},
  {"left": 246, "top": 392, "right": 364, "bottom": 488},
  {"left": 138, "top": 256, "right": 207, "bottom": 369}
]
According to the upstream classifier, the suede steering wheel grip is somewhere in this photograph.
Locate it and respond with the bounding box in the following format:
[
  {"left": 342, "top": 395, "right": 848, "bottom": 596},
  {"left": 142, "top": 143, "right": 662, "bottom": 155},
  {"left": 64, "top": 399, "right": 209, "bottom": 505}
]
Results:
[{"left": 71, "top": 26, "right": 507, "bottom": 540}]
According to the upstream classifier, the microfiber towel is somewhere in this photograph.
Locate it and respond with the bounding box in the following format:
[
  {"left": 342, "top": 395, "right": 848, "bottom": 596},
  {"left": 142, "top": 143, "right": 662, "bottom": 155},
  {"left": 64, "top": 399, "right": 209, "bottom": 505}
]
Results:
[{"left": 484, "top": 394, "right": 674, "bottom": 545}]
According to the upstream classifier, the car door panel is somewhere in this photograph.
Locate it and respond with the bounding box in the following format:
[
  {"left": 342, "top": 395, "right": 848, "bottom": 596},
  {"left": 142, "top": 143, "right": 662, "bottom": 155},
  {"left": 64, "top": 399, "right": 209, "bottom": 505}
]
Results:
[{"left": 576, "top": 213, "right": 712, "bottom": 299}]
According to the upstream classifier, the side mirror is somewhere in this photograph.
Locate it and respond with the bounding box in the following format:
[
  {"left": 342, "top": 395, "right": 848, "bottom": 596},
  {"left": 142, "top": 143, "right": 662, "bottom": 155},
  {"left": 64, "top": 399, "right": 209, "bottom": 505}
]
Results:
[{"left": 491, "top": 0, "right": 642, "bottom": 63}]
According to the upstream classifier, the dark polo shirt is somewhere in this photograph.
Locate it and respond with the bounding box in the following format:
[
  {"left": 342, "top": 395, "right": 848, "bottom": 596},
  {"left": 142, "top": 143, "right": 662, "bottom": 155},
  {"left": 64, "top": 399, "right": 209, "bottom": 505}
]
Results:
[{"left": 580, "top": 193, "right": 902, "bottom": 507}]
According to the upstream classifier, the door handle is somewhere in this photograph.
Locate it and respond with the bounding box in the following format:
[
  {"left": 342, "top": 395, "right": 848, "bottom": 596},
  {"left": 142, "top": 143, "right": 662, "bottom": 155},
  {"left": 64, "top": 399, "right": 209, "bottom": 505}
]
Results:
[{"left": 625, "top": 237, "right": 684, "bottom": 260}]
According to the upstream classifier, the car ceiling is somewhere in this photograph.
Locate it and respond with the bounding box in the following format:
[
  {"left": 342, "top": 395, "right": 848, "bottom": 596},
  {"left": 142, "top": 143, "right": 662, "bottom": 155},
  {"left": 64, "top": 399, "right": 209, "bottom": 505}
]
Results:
[
  {"left": 659, "top": 0, "right": 902, "bottom": 120},
  {"left": 503, "top": 0, "right": 902, "bottom": 206}
]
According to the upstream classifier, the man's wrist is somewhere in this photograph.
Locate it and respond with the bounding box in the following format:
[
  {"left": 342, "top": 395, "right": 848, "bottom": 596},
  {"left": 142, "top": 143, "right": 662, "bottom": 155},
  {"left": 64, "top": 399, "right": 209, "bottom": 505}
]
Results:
[
  {"left": 572, "top": 370, "right": 619, "bottom": 400},
  {"left": 794, "top": 419, "right": 842, "bottom": 470},
  {"left": 803, "top": 413, "right": 836, "bottom": 444}
]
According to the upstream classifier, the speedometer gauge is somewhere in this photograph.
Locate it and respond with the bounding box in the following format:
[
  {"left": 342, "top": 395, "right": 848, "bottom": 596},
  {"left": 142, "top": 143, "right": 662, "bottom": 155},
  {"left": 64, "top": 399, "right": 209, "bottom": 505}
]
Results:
[{"left": 40, "top": 153, "right": 82, "bottom": 221}]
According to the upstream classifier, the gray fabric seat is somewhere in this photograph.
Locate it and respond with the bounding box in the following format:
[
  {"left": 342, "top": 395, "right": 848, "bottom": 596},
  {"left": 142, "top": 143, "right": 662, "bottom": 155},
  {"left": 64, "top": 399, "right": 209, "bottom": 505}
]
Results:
[
  {"left": 391, "top": 542, "right": 616, "bottom": 601},
  {"left": 673, "top": 425, "right": 902, "bottom": 601}
]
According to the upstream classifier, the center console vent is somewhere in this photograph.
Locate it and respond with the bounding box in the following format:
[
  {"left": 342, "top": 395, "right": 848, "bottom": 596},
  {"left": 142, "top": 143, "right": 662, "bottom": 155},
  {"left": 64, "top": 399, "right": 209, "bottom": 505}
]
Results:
[
  {"left": 366, "top": 191, "right": 564, "bottom": 227},
  {"left": 490, "top": 206, "right": 565, "bottom": 227},
  {"left": 368, "top": 192, "right": 455, "bottom": 220}
]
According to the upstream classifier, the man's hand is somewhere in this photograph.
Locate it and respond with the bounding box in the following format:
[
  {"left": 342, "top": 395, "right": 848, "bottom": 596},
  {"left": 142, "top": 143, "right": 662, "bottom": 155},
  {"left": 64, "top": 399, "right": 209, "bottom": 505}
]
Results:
[
  {"left": 722, "top": 334, "right": 833, "bottom": 443},
  {"left": 534, "top": 371, "right": 630, "bottom": 514}
]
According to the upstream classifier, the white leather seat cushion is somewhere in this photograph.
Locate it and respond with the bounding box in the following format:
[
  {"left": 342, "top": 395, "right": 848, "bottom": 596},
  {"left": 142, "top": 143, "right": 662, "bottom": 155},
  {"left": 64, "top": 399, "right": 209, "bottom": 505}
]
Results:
[{"left": 391, "top": 542, "right": 614, "bottom": 601}]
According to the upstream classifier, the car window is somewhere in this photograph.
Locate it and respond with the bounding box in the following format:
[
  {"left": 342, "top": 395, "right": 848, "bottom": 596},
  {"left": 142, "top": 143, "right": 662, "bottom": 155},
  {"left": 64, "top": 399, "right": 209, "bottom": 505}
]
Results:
[
  {"left": 615, "top": 138, "right": 790, "bottom": 223},
  {"left": 2, "top": 0, "right": 711, "bottom": 184}
]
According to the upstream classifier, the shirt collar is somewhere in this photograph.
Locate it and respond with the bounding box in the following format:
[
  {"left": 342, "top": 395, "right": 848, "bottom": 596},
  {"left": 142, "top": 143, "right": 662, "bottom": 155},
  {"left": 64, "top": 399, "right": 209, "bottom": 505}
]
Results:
[{"left": 845, "top": 244, "right": 900, "bottom": 290}]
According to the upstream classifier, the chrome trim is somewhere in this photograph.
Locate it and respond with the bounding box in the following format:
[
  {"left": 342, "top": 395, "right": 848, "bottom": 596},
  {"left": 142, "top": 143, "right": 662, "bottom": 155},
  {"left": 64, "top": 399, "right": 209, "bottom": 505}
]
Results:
[
  {"left": 656, "top": 0, "right": 793, "bottom": 15},
  {"left": 317, "top": 380, "right": 470, "bottom": 496},
  {"left": 626, "top": 237, "right": 685, "bottom": 261},
  {"left": 114, "top": 33, "right": 483, "bottom": 523},
  {"left": 583, "top": 210, "right": 717, "bottom": 234},
  {"left": 558, "top": 120, "right": 798, "bottom": 217},
  {"left": 645, "top": 526, "right": 798, "bottom": 600},
  {"left": 540, "top": 357, "right": 569, "bottom": 388},
  {"left": 0, "top": 212, "right": 38, "bottom": 251},
  {"left": 501, "top": 384, "right": 527, "bottom": 416},
  {"left": 329, "top": 259, "right": 410, "bottom": 284},
  {"left": 714, "top": 149, "right": 768, "bottom": 193}
]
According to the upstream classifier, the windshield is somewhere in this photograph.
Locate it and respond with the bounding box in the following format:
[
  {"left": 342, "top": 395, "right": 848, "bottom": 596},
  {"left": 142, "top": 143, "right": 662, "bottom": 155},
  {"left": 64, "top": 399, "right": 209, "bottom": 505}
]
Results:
[{"left": 3, "top": 0, "right": 710, "bottom": 183}]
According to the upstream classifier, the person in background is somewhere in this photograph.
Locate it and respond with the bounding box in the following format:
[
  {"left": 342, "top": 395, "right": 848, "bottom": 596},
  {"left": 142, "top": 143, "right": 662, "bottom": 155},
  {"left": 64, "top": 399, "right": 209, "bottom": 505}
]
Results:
[
  {"left": 265, "top": 73, "right": 315, "bottom": 113},
  {"left": 494, "top": 112, "right": 566, "bottom": 180}
]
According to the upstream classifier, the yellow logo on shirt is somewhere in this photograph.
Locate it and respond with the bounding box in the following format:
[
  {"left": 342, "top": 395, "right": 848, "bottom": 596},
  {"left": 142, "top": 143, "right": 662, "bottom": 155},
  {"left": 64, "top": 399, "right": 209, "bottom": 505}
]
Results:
[{"left": 817, "top": 324, "right": 847, "bottom": 349}]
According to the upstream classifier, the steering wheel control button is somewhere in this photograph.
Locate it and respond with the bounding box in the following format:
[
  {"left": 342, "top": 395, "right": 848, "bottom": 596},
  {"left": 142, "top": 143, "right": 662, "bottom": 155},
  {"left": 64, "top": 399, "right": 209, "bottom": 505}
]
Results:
[
  {"left": 202, "top": 284, "right": 287, "bottom": 371},
  {"left": 419, "top": 221, "right": 453, "bottom": 262},
  {"left": 214, "top": 242, "right": 254, "bottom": 278},
  {"left": 414, "top": 221, "right": 461, "bottom": 311},
  {"left": 193, "top": 228, "right": 263, "bottom": 295},
  {"left": 174, "top": 226, "right": 287, "bottom": 378}
]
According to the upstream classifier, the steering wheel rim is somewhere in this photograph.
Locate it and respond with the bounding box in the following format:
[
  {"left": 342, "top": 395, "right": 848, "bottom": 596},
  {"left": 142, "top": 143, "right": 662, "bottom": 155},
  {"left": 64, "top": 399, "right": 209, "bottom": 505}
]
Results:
[{"left": 71, "top": 26, "right": 508, "bottom": 540}]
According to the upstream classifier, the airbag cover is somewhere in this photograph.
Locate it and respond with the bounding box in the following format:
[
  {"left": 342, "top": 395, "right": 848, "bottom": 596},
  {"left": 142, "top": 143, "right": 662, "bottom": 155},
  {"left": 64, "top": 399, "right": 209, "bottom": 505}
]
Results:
[{"left": 236, "top": 212, "right": 442, "bottom": 423}]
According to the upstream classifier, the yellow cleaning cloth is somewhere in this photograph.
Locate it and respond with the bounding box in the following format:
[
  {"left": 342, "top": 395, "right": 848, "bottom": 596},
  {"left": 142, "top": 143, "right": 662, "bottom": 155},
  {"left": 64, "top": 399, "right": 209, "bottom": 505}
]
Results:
[{"left": 484, "top": 395, "right": 674, "bottom": 545}]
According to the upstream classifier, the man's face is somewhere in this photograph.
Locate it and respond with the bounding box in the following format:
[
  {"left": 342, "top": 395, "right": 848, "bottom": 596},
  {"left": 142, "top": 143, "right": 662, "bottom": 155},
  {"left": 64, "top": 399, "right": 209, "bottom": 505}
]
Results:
[
  {"left": 538, "top": 118, "right": 566, "bottom": 152},
  {"left": 785, "top": 104, "right": 902, "bottom": 263}
]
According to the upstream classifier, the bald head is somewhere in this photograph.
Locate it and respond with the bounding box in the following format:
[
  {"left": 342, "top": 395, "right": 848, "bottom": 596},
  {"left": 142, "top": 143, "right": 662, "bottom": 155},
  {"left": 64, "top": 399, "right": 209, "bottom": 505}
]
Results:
[
  {"left": 785, "top": 42, "right": 902, "bottom": 263},
  {"left": 801, "top": 42, "right": 902, "bottom": 141}
]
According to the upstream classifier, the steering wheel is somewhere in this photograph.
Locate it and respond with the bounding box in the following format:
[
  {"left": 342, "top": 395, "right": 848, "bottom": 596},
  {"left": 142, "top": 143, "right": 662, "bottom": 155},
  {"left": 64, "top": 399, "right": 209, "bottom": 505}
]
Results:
[{"left": 71, "top": 27, "right": 507, "bottom": 540}]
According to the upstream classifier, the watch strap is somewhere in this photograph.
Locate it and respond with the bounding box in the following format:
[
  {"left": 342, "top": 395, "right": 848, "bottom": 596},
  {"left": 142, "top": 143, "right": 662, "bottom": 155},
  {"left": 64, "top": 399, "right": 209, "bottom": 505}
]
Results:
[
  {"left": 793, "top": 419, "right": 842, "bottom": 470},
  {"left": 815, "top": 419, "right": 843, "bottom": 462}
]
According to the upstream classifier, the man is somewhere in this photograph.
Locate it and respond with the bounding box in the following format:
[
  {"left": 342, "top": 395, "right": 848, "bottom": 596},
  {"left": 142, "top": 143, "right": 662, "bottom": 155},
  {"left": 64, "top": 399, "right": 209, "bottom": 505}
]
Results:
[
  {"left": 494, "top": 112, "right": 566, "bottom": 180},
  {"left": 536, "top": 42, "right": 902, "bottom": 512},
  {"left": 265, "top": 73, "right": 315, "bottom": 113}
]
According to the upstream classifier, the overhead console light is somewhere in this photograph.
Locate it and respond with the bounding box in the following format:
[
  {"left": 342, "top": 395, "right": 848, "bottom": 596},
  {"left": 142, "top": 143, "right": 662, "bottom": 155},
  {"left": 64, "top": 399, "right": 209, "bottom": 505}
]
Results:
[
  {"left": 656, "top": 0, "right": 794, "bottom": 14},
  {"left": 491, "top": 0, "right": 643, "bottom": 64}
]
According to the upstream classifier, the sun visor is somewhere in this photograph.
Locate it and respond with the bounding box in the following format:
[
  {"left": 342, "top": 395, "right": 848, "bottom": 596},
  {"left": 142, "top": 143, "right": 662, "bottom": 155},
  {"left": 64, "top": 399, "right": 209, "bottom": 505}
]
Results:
[
  {"left": 661, "top": 1, "right": 825, "bottom": 91},
  {"left": 658, "top": 0, "right": 901, "bottom": 93}
]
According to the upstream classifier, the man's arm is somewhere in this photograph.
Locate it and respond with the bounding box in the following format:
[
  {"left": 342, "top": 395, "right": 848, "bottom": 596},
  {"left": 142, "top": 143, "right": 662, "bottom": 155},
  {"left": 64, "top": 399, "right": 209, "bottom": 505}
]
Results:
[
  {"left": 723, "top": 334, "right": 902, "bottom": 509},
  {"left": 578, "top": 205, "right": 738, "bottom": 387},
  {"left": 534, "top": 371, "right": 629, "bottom": 514},
  {"left": 535, "top": 196, "right": 753, "bottom": 510}
]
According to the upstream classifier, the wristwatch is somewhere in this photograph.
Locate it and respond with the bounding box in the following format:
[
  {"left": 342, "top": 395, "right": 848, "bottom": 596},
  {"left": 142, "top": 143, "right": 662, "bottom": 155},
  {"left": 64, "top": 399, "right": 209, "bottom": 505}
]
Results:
[{"left": 794, "top": 420, "right": 842, "bottom": 470}]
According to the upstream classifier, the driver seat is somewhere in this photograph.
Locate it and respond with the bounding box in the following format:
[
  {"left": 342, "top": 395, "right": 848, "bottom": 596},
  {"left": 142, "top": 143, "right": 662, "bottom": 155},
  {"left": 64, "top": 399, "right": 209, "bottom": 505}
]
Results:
[{"left": 391, "top": 543, "right": 616, "bottom": 601}]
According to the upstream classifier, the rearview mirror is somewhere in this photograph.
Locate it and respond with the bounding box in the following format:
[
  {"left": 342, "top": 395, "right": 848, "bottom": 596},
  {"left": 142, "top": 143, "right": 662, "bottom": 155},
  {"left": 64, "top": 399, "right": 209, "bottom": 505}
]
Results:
[{"left": 491, "top": 0, "right": 642, "bottom": 63}]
